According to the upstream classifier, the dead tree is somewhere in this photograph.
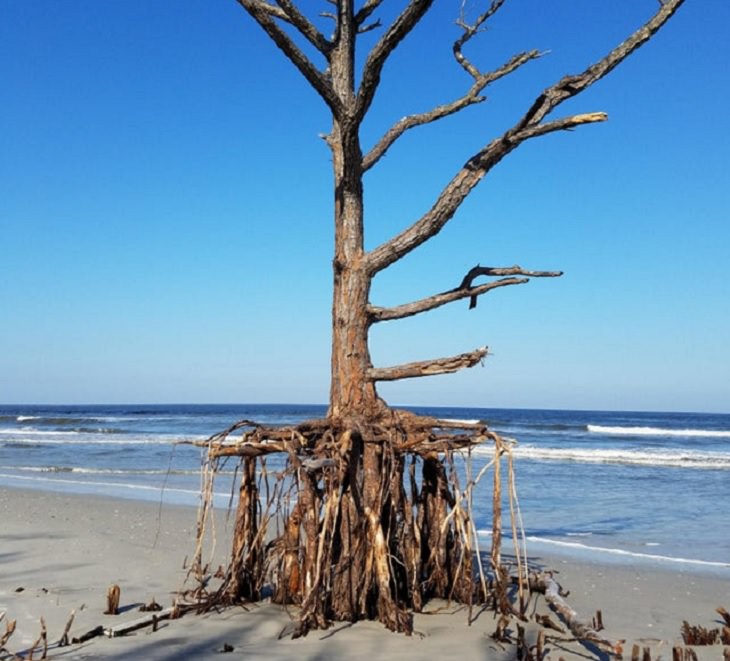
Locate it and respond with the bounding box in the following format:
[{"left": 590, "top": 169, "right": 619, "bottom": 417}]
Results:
[{"left": 188, "top": 0, "right": 687, "bottom": 636}]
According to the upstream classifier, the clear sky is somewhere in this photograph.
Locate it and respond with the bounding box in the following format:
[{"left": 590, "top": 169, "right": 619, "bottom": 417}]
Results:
[{"left": 1, "top": 1, "right": 728, "bottom": 412}]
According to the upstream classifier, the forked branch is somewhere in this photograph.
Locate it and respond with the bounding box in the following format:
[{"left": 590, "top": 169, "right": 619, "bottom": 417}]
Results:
[
  {"left": 458, "top": 264, "right": 563, "bottom": 308},
  {"left": 367, "top": 346, "right": 488, "bottom": 381},
  {"left": 516, "top": 0, "right": 684, "bottom": 129},
  {"left": 362, "top": 49, "right": 541, "bottom": 171},
  {"left": 363, "top": 0, "right": 540, "bottom": 171},
  {"left": 453, "top": 0, "right": 507, "bottom": 79},
  {"left": 365, "top": 0, "right": 684, "bottom": 274},
  {"left": 369, "top": 264, "right": 561, "bottom": 322},
  {"left": 354, "top": 0, "right": 385, "bottom": 27},
  {"left": 356, "top": 0, "right": 436, "bottom": 123},
  {"left": 236, "top": 0, "right": 341, "bottom": 115},
  {"left": 369, "top": 278, "right": 527, "bottom": 322},
  {"left": 274, "top": 0, "right": 332, "bottom": 55}
]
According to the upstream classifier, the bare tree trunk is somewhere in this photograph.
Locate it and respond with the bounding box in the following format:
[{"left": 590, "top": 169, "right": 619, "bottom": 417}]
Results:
[
  {"left": 326, "top": 1, "right": 383, "bottom": 421},
  {"left": 327, "top": 121, "right": 381, "bottom": 418}
]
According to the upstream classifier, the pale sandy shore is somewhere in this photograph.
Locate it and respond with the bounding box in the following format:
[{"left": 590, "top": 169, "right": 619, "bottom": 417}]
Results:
[{"left": 1, "top": 487, "right": 728, "bottom": 660}]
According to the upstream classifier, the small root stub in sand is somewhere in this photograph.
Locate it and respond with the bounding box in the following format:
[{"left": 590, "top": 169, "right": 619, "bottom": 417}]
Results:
[
  {"left": 717, "top": 606, "right": 730, "bottom": 627},
  {"left": 104, "top": 584, "right": 121, "bottom": 616},
  {"left": 140, "top": 597, "right": 163, "bottom": 612},
  {"left": 672, "top": 646, "right": 699, "bottom": 661},
  {"left": 681, "top": 620, "right": 719, "bottom": 645}
]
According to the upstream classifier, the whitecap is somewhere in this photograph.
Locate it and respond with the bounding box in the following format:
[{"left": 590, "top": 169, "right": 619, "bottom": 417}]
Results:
[
  {"left": 471, "top": 445, "right": 730, "bottom": 470},
  {"left": 587, "top": 425, "right": 730, "bottom": 438}
]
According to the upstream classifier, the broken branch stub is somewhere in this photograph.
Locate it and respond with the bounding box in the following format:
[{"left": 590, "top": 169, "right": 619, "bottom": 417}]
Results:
[{"left": 367, "top": 347, "right": 488, "bottom": 382}]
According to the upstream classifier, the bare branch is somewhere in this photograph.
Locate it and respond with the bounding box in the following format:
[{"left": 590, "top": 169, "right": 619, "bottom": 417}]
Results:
[
  {"left": 362, "top": 49, "right": 540, "bottom": 171},
  {"left": 453, "top": 0, "right": 506, "bottom": 79},
  {"left": 365, "top": 140, "right": 508, "bottom": 274},
  {"left": 365, "top": 0, "right": 684, "bottom": 274},
  {"left": 274, "top": 0, "right": 332, "bottom": 55},
  {"left": 369, "top": 265, "right": 561, "bottom": 322},
  {"left": 236, "top": 0, "right": 342, "bottom": 116},
  {"left": 356, "top": 0, "right": 436, "bottom": 123},
  {"left": 457, "top": 264, "right": 563, "bottom": 308},
  {"left": 513, "top": 112, "right": 608, "bottom": 140},
  {"left": 368, "top": 346, "right": 489, "bottom": 381},
  {"left": 253, "top": 1, "right": 290, "bottom": 22},
  {"left": 371, "top": 265, "right": 561, "bottom": 322},
  {"left": 355, "top": 0, "right": 385, "bottom": 27},
  {"left": 515, "top": 0, "right": 685, "bottom": 129},
  {"left": 364, "top": 99, "right": 483, "bottom": 172},
  {"left": 358, "top": 19, "right": 382, "bottom": 35},
  {"left": 370, "top": 278, "right": 528, "bottom": 322}
]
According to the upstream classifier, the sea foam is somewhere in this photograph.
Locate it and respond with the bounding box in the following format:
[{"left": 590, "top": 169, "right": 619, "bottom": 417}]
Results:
[
  {"left": 476, "top": 529, "right": 730, "bottom": 569},
  {"left": 522, "top": 535, "right": 730, "bottom": 569}
]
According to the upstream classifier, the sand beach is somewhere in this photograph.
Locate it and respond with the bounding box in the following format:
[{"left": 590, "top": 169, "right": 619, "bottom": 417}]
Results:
[{"left": 1, "top": 486, "right": 728, "bottom": 660}]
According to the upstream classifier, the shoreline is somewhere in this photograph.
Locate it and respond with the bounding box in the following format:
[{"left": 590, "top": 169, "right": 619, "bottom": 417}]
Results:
[
  {"left": 5, "top": 473, "right": 728, "bottom": 574},
  {"left": 1, "top": 487, "right": 728, "bottom": 659}
]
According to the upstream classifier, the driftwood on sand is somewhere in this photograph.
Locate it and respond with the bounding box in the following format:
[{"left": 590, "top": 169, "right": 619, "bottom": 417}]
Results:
[{"left": 529, "top": 571, "right": 623, "bottom": 656}]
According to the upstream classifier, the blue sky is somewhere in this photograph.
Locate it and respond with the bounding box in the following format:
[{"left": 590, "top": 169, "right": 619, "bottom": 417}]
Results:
[{"left": 1, "top": 1, "right": 728, "bottom": 412}]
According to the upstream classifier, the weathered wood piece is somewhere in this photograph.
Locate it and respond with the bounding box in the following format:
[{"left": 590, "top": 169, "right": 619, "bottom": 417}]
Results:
[
  {"left": 531, "top": 572, "right": 620, "bottom": 653},
  {"left": 58, "top": 609, "right": 75, "bottom": 647},
  {"left": 104, "top": 607, "right": 176, "bottom": 638},
  {"left": 535, "top": 612, "right": 564, "bottom": 633},
  {"left": 27, "top": 616, "right": 47, "bottom": 661},
  {"left": 71, "top": 625, "right": 104, "bottom": 644},
  {"left": 0, "top": 616, "right": 17, "bottom": 648}
]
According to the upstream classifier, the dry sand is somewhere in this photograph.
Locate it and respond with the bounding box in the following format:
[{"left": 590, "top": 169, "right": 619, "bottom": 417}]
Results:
[{"left": 1, "top": 487, "right": 728, "bottom": 660}]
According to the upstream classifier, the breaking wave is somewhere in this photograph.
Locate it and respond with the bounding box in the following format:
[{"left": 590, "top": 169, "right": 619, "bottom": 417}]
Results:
[
  {"left": 472, "top": 445, "right": 730, "bottom": 469},
  {"left": 0, "top": 435, "right": 195, "bottom": 446},
  {"left": 587, "top": 425, "right": 730, "bottom": 438},
  {"left": 0, "top": 465, "right": 201, "bottom": 476}
]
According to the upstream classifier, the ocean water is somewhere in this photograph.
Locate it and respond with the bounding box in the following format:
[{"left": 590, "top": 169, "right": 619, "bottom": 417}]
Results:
[{"left": 1, "top": 404, "right": 729, "bottom": 572}]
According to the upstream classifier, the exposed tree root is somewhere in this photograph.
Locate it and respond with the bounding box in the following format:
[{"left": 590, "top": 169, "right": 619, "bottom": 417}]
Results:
[{"left": 182, "top": 410, "right": 528, "bottom": 636}]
